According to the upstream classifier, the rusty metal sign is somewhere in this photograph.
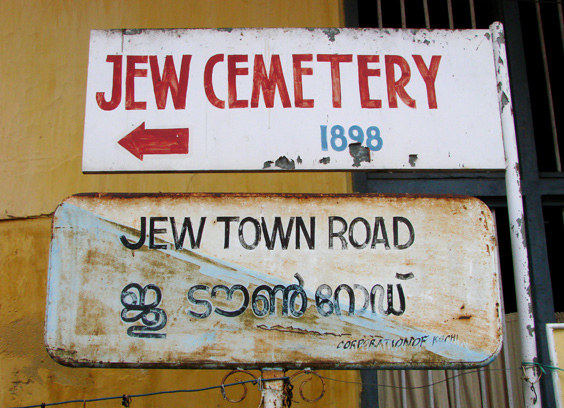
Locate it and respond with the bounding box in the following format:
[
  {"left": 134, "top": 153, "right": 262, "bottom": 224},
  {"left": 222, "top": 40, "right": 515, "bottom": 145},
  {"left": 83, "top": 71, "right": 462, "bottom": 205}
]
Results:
[
  {"left": 82, "top": 28, "right": 505, "bottom": 172},
  {"left": 46, "top": 193, "right": 501, "bottom": 369}
]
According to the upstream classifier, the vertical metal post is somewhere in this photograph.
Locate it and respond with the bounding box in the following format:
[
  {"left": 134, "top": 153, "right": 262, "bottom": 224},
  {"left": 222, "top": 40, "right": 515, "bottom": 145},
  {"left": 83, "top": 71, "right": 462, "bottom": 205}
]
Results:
[
  {"left": 478, "top": 368, "right": 488, "bottom": 408},
  {"left": 447, "top": 0, "right": 454, "bottom": 28},
  {"left": 360, "top": 370, "right": 379, "bottom": 408},
  {"left": 400, "top": 0, "right": 406, "bottom": 28},
  {"left": 427, "top": 371, "right": 435, "bottom": 408},
  {"left": 469, "top": 0, "right": 476, "bottom": 29},
  {"left": 534, "top": 2, "right": 562, "bottom": 171},
  {"left": 502, "top": 329, "right": 517, "bottom": 408},
  {"left": 377, "top": 0, "right": 383, "bottom": 28},
  {"left": 491, "top": 22, "right": 542, "bottom": 407},
  {"left": 453, "top": 369, "right": 461, "bottom": 408},
  {"left": 423, "top": 0, "right": 430, "bottom": 28},
  {"left": 494, "top": 209, "right": 516, "bottom": 408},
  {"left": 400, "top": 370, "right": 408, "bottom": 408},
  {"left": 261, "top": 369, "right": 286, "bottom": 408}
]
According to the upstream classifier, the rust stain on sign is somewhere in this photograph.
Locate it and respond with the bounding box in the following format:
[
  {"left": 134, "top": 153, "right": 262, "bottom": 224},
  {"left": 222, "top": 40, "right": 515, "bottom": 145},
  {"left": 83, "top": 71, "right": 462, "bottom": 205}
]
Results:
[{"left": 45, "top": 193, "right": 502, "bottom": 369}]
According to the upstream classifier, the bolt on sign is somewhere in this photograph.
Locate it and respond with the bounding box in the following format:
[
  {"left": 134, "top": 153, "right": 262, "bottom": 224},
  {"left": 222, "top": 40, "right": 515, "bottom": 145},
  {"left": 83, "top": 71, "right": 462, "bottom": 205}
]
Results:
[
  {"left": 82, "top": 27, "right": 505, "bottom": 172},
  {"left": 46, "top": 193, "right": 502, "bottom": 369}
]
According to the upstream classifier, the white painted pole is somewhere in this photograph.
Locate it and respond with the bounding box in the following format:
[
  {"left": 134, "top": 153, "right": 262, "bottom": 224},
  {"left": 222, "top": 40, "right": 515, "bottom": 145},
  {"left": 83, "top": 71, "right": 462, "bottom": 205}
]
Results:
[
  {"left": 490, "top": 22, "right": 542, "bottom": 407},
  {"left": 261, "top": 369, "right": 286, "bottom": 408}
]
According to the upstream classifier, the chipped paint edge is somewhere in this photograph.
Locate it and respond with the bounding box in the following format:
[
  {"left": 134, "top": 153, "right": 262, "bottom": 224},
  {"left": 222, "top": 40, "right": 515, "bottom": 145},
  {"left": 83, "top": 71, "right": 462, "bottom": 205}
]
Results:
[{"left": 490, "top": 22, "right": 540, "bottom": 407}]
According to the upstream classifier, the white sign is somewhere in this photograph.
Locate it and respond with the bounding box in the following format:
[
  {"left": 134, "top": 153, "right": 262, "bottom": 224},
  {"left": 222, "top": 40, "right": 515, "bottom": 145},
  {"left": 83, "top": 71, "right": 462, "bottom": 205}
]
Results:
[
  {"left": 82, "top": 28, "right": 505, "bottom": 172},
  {"left": 46, "top": 194, "right": 501, "bottom": 369}
]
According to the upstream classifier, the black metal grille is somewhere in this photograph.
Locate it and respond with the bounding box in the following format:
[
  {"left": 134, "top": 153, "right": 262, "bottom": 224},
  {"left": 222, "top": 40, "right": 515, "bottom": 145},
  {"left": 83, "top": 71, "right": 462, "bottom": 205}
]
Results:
[{"left": 347, "top": 0, "right": 564, "bottom": 406}]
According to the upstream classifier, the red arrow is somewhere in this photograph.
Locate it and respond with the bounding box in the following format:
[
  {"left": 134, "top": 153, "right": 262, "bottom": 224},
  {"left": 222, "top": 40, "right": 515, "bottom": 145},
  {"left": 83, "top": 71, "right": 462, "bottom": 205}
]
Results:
[{"left": 118, "top": 122, "right": 189, "bottom": 160}]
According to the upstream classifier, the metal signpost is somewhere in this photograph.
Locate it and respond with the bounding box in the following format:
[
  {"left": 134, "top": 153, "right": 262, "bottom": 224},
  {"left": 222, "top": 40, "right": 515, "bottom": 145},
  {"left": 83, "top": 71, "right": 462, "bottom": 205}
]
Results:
[
  {"left": 45, "top": 23, "right": 540, "bottom": 407},
  {"left": 46, "top": 193, "right": 501, "bottom": 369}
]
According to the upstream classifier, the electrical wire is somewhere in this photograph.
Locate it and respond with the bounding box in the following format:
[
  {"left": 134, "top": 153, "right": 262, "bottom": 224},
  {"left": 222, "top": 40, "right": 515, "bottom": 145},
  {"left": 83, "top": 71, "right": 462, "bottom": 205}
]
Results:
[
  {"left": 320, "top": 369, "right": 486, "bottom": 389},
  {"left": 319, "top": 366, "right": 533, "bottom": 390},
  {"left": 6, "top": 377, "right": 286, "bottom": 408},
  {"left": 5, "top": 363, "right": 556, "bottom": 408}
]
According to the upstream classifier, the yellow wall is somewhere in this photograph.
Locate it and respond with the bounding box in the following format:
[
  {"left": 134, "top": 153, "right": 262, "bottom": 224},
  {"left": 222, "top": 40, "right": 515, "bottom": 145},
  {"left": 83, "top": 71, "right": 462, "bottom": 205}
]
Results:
[{"left": 0, "top": 1, "right": 358, "bottom": 407}]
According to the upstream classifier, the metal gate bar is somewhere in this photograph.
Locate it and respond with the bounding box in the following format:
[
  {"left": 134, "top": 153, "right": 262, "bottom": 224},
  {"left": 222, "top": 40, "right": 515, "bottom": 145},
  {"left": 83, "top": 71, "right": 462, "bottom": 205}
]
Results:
[{"left": 534, "top": 2, "right": 562, "bottom": 171}]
